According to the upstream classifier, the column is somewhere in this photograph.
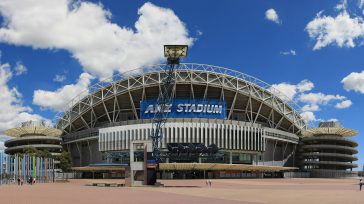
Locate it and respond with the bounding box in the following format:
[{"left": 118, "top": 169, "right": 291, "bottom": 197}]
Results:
[{"left": 229, "top": 151, "right": 232, "bottom": 164}]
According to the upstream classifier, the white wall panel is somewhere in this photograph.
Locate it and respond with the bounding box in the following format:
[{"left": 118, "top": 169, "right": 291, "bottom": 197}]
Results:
[{"left": 98, "top": 122, "right": 274, "bottom": 152}]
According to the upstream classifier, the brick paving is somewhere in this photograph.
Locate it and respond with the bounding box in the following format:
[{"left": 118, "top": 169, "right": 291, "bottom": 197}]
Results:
[{"left": 0, "top": 178, "right": 362, "bottom": 204}]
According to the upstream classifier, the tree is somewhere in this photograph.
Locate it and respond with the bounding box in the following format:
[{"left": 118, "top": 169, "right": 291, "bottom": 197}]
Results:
[
  {"left": 23, "top": 146, "right": 37, "bottom": 155},
  {"left": 22, "top": 147, "right": 52, "bottom": 158},
  {"left": 35, "top": 149, "right": 52, "bottom": 158},
  {"left": 57, "top": 151, "right": 72, "bottom": 180}
]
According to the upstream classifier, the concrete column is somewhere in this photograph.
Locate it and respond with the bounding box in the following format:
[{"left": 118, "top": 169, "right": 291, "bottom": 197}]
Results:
[
  {"left": 87, "top": 140, "right": 92, "bottom": 164},
  {"left": 75, "top": 142, "right": 82, "bottom": 166},
  {"left": 229, "top": 151, "right": 233, "bottom": 164},
  {"left": 248, "top": 127, "right": 250, "bottom": 150},
  {"left": 272, "top": 140, "right": 277, "bottom": 166}
]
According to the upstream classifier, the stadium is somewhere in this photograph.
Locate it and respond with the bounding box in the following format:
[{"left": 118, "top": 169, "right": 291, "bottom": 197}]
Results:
[{"left": 54, "top": 63, "right": 314, "bottom": 179}]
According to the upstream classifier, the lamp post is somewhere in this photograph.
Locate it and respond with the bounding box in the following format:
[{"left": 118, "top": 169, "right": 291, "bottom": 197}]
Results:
[
  {"left": 150, "top": 45, "right": 188, "bottom": 163},
  {"left": 164, "top": 45, "right": 188, "bottom": 64}
]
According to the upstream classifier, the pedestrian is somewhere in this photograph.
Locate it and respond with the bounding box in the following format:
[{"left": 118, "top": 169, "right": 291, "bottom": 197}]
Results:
[
  {"left": 359, "top": 179, "right": 363, "bottom": 191},
  {"left": 209, "top": 179, "right": 212, "bottom": 187}
]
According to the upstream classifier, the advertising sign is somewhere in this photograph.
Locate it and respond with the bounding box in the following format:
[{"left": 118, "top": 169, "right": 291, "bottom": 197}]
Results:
[{"left": 140, "top": 99, "right": 226, "bottom": 119}]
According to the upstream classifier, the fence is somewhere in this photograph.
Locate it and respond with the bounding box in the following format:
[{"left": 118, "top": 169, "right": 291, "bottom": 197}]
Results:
[
  {"left": 0, "top": 152, "right": 55, "bottom": 185},
  {"left": 283, "top": 171, "right": 310, "bottom": 178}
]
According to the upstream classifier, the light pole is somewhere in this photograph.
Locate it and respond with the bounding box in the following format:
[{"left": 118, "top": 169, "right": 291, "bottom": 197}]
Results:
[{"left": 150, "top": 45, "right": 188, "bottom": 163}]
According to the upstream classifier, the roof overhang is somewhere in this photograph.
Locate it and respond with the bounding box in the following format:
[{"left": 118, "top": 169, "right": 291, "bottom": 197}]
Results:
[
  {"left": 5, "top": 126, "right": 62, "bottom": 137},
  {"left": 159, "top": 163, "right": 297, "bottom": 172},
  {"left": 72, "top": 166, "right": 126, "bottom": 172},
  {"left": 302, "top": 127, "right": 358, "bottom": 137}
]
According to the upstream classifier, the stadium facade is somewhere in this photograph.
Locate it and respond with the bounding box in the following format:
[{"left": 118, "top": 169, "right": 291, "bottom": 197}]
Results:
[{"left": 55, "top": 63, "right": 358, "bottom": 178}]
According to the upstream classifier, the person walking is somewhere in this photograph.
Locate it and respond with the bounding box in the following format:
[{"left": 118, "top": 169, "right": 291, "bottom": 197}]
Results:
[{"left": 359, "top": 179, "right": 363, "bottom": 191}]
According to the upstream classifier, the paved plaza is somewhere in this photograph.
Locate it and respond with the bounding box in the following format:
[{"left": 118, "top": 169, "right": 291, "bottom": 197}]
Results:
[{"left": 0, "top": 178, "right": 362, "bottom": 204}]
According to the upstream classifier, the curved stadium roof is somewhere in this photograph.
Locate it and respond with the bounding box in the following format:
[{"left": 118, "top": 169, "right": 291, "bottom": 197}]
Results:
[{"left": 55, "top": 63, "right": 307, "bottom": 135}]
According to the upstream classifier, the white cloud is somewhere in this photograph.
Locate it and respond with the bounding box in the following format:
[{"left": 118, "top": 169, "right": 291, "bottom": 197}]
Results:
[
  {"left": 306, "top": 10, "right": 364, "bottom": 50},
  {"left": 301, "top": 104, "right": 320, "bottom": 112},
  {"left": 300, "top": 111, "right": 317, "bottom": 123},
  {"left": 270, "top": 79, "right": 314, "bottom": 101},
  {"left": 0, "top": 1, "right": 194, "bottom": 79},
  {"left": 271, "top": 79, "right": 351, "bottom": 123},
  {"left": 336, "top": 0, "right": 348, "bottom": 11},
  {"left": 280, "top": 50, "right": 296, "bottom": 56},
  {"left": 33, "top": 73, "right": 94, "bottom": 112},
  {"left": 53, "top": 74, "right": 66, "bottom": 82},
  {"left": 196, "top": 30, "right": 203, "bottom": 36},
  {"left": 270, "top": 82, "right": 297, "bottom": 101},
  {"left": 297, "top": 92, "right": 349, "bottom": 122},
  {"left": 0, "top": 135, "right": 11, "bottom": 151},
  {"left": 297, "top": 80, "right": 315, "bottom": 92},
  {"left": 14, "top": 61, "right": 27, "bottom": 76},
  {"left": 359, "top": 0, "right": 364, "bottom": 9},
  {"left": 342, "top": 70, "right": 364, "bottom": 93},
  {"left": 0, "top": 60, "right": 47, "bottom": 133},
  {"left": 298, "top": 92, "right": 346, "bottom": 105},
  {"left": 335, "top": 99, "right": 352, "bottom": 109},
  {"left": 265, "top": 8, "right": 281, "bottom": 24}
]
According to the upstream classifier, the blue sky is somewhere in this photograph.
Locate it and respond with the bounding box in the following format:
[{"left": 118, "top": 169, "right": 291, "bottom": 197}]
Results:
[{"left": 0, "top": 0, "right": 363, "bottom": 170}]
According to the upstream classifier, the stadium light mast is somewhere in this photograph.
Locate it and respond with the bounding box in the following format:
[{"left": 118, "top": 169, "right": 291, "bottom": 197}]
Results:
[{"left": 151, "top": 45, "right": 188, "bottom": 163}]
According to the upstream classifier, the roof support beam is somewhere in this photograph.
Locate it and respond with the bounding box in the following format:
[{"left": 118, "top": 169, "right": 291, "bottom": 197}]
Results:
[
  {"left": 102, "top": 100, "right": 112, "bottom": 123},
  {"left": 203, "top": 83, "right": 209, "bottom": 100},
  {"left": 244, "top": 94, "right": 252, "bottom": 122},
  {"left": 190, "top": 74, "right": 195, "bottom": 100},
  {"left": 128, "top": 91, "right": 139, "bottom": 120},
  {"left": 275, "top": 116, "right": 285, "bottom": 129},
  {"left": 112, "top": 95, "right": 120, "bottom": 122},
  {"left": 80, "top": 115, "right": 90, "bottom": 129},
  {"left": 228, "top": 91, "right": 238, "bottom": 120},
  {"left": 253, "top": 102, "right": 263, "bottom": 124}
]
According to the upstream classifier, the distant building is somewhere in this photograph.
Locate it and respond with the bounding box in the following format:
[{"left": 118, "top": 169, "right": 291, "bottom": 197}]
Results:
[
  {"left": 4, "top": 121, "right": 63, "bottom": 156},
  {"left": 299, "top": 121, "right": 358, "bottom": 178}
]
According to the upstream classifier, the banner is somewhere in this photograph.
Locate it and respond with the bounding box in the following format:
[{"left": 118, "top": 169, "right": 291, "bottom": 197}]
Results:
[{"left": 140, "top": 99, "right": 226, "bottom": 119}]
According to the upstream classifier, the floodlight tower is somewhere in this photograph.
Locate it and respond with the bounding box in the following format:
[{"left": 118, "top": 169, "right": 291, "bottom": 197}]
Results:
[{"left": 151, "top": 45, "right": 188, "bottom": 163}]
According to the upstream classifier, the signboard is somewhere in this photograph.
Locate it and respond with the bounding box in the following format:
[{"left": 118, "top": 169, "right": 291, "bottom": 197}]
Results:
[{"left": 140, "top": 99, "right": 226, "bottom": 119}]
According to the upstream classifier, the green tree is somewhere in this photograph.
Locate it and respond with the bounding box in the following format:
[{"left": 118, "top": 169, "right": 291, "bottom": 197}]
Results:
[
  {"left": 23, "top": 146, "right": 37, "bottom": 155},
  {"left": 57, "top": 151, "right": 72, "bottom": 179},
  {"left": 22, "top": 147, "right": 53, "bottom": 158},
  {"left": 35, "top": 149, "right": 52, "bottom": 158}
]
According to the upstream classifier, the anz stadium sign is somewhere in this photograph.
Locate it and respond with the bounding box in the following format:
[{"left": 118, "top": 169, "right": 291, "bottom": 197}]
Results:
[{"left": 140, "top": 99, "right": 226, "bottom": 119}]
